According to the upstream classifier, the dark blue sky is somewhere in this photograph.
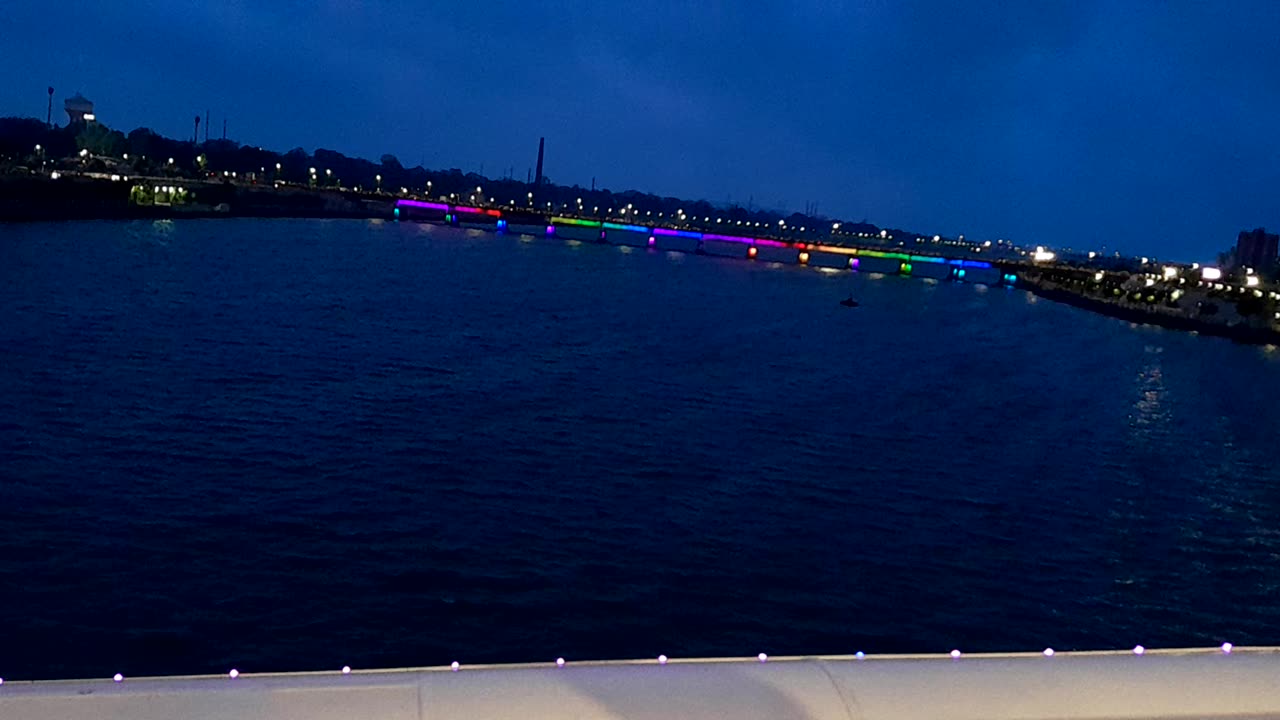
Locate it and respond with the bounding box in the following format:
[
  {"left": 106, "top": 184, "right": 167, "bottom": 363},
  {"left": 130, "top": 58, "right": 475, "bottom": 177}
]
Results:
[{"left": 4, "top": 1, "right": 1278, "bottom": 259}]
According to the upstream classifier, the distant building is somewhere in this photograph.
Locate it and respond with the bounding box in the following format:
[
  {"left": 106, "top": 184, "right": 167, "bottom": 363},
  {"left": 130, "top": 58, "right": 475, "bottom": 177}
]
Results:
[
  {"left": 65, "top": 93, "right": 95, "bottom": 124},
  {"left": 1235, "top": 228, "right": 1278, "bottom": 271}
]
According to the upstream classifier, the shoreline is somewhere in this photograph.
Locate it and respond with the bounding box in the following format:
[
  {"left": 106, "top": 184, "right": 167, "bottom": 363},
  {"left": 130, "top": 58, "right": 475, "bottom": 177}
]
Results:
[
  {"left": 0, "top": 174, "right": 394, "bottom": 223},
  {"left": 1020, "top": 280, "right": 1279, "bottom": 346}
]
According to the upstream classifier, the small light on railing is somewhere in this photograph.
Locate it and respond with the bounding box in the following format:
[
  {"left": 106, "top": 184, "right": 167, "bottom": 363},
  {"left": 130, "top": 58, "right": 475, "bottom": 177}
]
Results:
[
  {"left": 1043, "top": 648, "right": 1055, "bottom": 657},
  {"left": 556, "top": 658, "right": 565, "bottom": 668},
  {"left": 658, "top": 655, "right": 668, "bottom": 665},
  {"left": 757, "top": 653, "right": 768, "bottom": 663},
  {"left": 950, "top": 649, "right": 961, "bottom": 659},
  {"left": 1222, "top": 643, "right": 1233, "bottom": 654},
  {"left": 113, "top": 673, "right": 123, "bottom": 683},
  {"left": 1133, "top": 646, "right": 1145, "bottom": 655},
  {"left": 342, "top": 666, "right": 351, "bottom": 675},
  {"left": 229, "top": 669, "right": 240, "bottom": 678},
  {"left": 451, "top": 662, "right": 460, "bottom": 672}
]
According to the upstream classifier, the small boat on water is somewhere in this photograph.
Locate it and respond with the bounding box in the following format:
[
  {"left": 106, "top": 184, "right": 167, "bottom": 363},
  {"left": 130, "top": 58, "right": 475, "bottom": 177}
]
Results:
[{"left": 840, "top": 295, "right": 860, "bottom": 308}]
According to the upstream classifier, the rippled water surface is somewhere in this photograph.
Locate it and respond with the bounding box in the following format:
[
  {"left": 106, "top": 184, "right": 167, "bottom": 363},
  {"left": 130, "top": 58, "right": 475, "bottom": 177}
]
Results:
[{"left": 2, "top": 218, "right": 1279, "bottom": 680}]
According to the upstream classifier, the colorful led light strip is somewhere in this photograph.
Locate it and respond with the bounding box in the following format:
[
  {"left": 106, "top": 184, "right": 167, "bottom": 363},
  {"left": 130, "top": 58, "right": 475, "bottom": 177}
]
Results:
[
  {"left": 652, "top": 228, "right": 703, "bottom": 239},
  {"left": 810, "top": 244, "right": 859, "bottom": 256},
  {"left": 602, "top": 222, "right": 649, "bottom": 233},
  {"left": 701, "top": 233, "right": 753, "bottom": 243},
  {"left": 396, "top": 199, "right": 449, "bottom": 211},
  {"left": 451, "top": 206, "right": 503, "bottom": 217},
  {"left": 393, "top": 204, "right": 993, "bottom": 270},
  {"left": 853, "top": 250, "right": 952, "bottom": 263},
  {"left": 551, "top": 217, "right": 603, "bottom": 228}
]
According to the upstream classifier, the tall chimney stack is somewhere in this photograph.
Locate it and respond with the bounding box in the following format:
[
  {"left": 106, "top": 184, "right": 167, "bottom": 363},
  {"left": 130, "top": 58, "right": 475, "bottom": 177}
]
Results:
[{"left": 534, "top": 137, "right": 545, "bottom": 189}]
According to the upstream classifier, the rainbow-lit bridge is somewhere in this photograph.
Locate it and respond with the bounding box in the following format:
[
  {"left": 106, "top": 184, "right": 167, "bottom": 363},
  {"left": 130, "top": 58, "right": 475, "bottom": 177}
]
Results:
[{"left": 394, "top": 199, "right": 1021, "bottom": 287}]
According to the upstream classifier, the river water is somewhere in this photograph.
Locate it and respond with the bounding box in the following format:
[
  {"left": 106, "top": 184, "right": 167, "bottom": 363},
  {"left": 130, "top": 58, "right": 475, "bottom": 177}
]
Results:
[{"left": 2, "top": 218, "right": 1278, "bottom": 680}]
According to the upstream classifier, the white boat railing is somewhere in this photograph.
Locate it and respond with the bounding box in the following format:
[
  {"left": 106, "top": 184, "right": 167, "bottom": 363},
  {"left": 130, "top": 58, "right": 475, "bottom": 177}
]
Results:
[{"left": 2, "top": 647, "right": 1278, "bottom": 720}]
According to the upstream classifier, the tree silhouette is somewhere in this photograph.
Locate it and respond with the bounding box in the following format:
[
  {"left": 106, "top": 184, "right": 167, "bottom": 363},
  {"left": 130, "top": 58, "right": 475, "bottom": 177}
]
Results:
[{"left": 76, "top": 122, "right": 126, "bottom": 157}]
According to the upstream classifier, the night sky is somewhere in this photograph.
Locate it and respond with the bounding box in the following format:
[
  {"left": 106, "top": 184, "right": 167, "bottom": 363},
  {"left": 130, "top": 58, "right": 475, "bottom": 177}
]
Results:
[{"left": 3, "top": 1, "right": 1278, "bottom": 259}]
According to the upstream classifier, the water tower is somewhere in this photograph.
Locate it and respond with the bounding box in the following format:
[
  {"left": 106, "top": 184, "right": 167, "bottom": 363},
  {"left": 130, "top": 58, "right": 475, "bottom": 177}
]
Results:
[{"left": 65, "top": 93, "right": 95, "bottom": 124}]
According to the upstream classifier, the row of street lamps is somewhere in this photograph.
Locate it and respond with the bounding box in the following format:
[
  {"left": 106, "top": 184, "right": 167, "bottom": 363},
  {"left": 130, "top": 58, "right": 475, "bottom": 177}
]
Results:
[{"left": 19, "top": 145, "right": 902, "bottom": 240}]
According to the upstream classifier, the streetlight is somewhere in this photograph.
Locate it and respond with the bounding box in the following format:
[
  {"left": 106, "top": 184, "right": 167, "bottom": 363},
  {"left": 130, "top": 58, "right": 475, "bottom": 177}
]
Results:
[{"left": 375, "top": 174, "right": 382, "bottom": 191}]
